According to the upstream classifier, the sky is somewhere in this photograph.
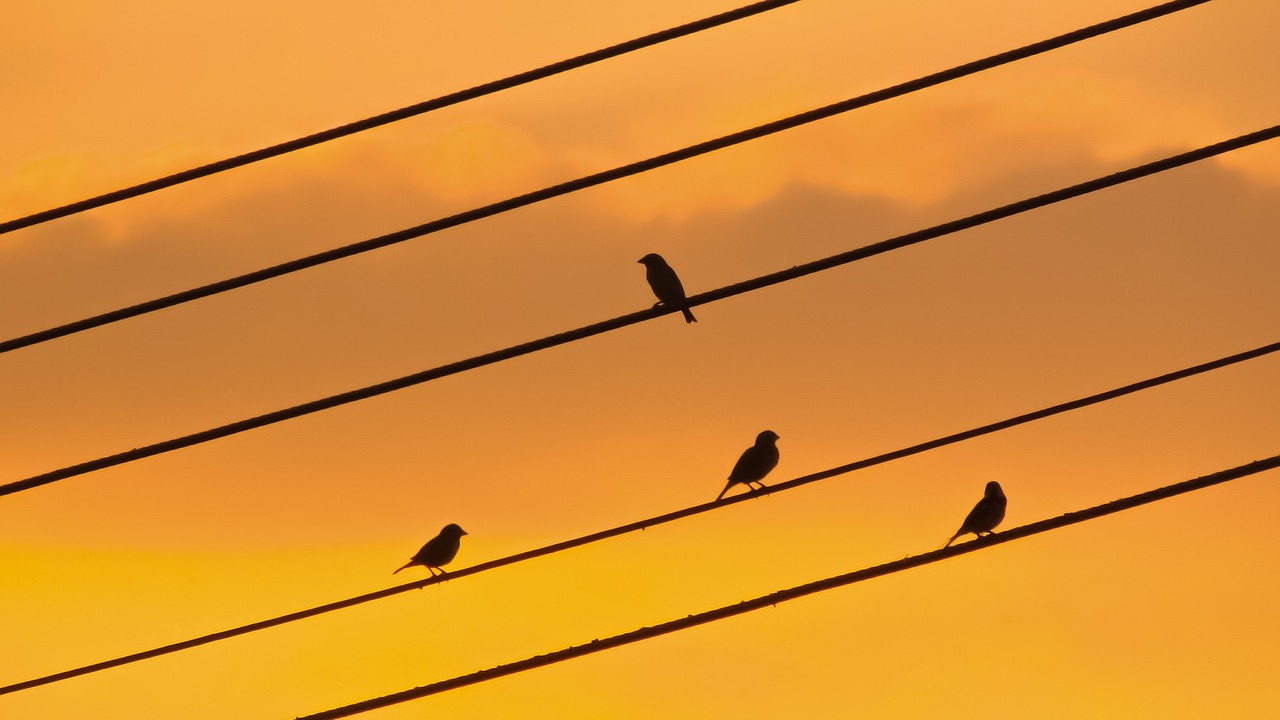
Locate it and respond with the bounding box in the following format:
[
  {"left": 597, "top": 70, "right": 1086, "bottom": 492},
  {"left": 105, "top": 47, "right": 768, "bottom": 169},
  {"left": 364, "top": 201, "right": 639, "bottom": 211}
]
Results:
[{"left": 2, "top": 0, "right": 1279, "bottom": 717}]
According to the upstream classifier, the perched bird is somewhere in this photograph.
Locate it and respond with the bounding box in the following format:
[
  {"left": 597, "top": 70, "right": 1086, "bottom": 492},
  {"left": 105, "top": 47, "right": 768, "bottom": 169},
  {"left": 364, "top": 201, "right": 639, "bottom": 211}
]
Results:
[
  {"left": 943, "top": 481, "right": 1007, "bottom": 548},
  {"left": 716, "top": 430, "right": 781, "bottom": 500},
  {"left": 394, "top": 523, "right": 468, "bottom": 575},
  {"left": 637, "top": 253, "right": 697, "bottom": 323}
]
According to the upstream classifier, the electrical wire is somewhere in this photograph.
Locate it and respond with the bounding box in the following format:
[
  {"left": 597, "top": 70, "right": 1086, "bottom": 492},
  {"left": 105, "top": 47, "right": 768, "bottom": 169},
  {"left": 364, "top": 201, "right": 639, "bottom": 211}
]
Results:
[
  {"left": 2, "top": 338, "right": 1273, "bottom": 695},
  {"left": 295, "top": 454, "right": 1280, "bottom": 719},
  {"left": 0, "top": 0, "right": 806, "bottom": 236},
  {"left": 1, "top": 124, "right": 1274, "bottom": 499},
  {"left": 0, "top": 0, "right": 1213, "bottom": 356}
]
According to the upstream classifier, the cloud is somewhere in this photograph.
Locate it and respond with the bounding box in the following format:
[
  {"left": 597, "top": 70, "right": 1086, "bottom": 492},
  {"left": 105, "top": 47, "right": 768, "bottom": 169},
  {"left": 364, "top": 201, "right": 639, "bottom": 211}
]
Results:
[{"left": 0, "top": 131, "right": 1276, "bottom": 547}]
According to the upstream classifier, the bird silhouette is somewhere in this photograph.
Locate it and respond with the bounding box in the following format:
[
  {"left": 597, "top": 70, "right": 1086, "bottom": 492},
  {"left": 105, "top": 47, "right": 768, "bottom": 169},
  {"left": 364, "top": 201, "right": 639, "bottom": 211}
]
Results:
[
  {"left": 716, "top": 430, "right": 781, "bottom": 500},
  {"left": 394, "top": 523, "right": 468, "bottom": 575},
  {"left": 943, "top": 481, "right": 1006, "bottom": 548},
  {"left": 638, "top": 253, "right": 697, "bottom": 323}
]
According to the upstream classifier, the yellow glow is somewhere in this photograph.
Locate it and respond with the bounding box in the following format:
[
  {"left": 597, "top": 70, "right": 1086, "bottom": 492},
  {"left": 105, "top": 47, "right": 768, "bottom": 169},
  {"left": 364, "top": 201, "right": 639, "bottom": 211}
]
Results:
[{"left": 2, "top": 0, "right": 1279, "bottom": 718}]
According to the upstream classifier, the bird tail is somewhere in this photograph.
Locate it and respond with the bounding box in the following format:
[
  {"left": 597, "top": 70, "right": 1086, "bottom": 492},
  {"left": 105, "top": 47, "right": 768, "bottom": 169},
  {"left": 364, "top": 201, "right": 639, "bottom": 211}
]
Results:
[
  {"left": 393, "top": 561, "right": 413, "bottom": 575},
  {"left": 941, "top": 531, "right": 961, "bottom": 549},
  {"left": 715, "top": 482, "right": 732, "bottom": 501},
  {"left": 680, "top": 307, "right": 697, "bottom": 323}
]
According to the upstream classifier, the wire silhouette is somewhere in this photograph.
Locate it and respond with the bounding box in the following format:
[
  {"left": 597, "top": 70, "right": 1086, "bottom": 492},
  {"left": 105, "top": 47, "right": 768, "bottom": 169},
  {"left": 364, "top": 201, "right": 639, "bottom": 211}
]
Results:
[
  {"left": 3, "top": 338, "right": 1273, "bottom": 695},
  {"left": 0, "top": 0, "right": 807, "bottom": 236},
  {"left": 1, "top": 124, "right": 1273, "bottom": 500},
  {"left": 0, "top": 0, "right": 1212, "bottom": 356},
  {"left": 295, "top": 454, "right": 1280, "bottom": 719}
]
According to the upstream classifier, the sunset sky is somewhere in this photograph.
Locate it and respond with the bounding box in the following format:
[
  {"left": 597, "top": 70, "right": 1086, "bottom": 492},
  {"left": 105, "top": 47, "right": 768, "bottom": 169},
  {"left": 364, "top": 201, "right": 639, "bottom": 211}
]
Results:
[{"left": 3, "top": 0, "right": 1279, "bottom": 717}]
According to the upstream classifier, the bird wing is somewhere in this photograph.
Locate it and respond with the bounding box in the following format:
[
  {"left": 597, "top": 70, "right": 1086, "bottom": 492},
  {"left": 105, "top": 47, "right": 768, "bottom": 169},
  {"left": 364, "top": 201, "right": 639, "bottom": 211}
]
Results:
[{"left": 728, "top": 446, "right": 759, "bottom": 481}]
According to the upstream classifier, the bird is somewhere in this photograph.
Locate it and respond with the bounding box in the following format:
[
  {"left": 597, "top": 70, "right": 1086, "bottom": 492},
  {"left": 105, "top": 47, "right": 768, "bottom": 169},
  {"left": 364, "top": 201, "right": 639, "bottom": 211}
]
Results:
[
  {"left": 943, "top": 481, "right": 1007, "bottom": 548},
  {"left": 637, "top": 253, "right": 697, "bottom": 323},
  {"left": 394, "top": 523, "right": 468, "bottom": 575},
  {"left": 716, "top": 430, "right": 781, "bottom": 500}
]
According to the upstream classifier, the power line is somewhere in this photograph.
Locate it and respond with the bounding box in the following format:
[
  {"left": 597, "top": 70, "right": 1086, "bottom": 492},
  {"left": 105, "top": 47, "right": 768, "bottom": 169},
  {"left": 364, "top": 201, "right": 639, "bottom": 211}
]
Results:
[
  {"left": 0, "top": 0, "right": 1213, "bottom": 356},
  {"left": 295, "top": 454, "right": 1280, "bottom": 719},
  {"left": 1, "top": 124, "right": 1274, "bottom": 500},
  {"left": 0, "top": 0, "right": 807, "bottom": 236},
  {"left": 3, "top": 338, "right": 1273, "bottom": 695}
]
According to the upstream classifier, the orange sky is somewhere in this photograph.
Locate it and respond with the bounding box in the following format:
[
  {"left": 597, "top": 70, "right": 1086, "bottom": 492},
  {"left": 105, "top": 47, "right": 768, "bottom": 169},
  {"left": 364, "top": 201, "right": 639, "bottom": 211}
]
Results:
[{"left": 3, "top": 1, "right": 1279, "bottom": 718}]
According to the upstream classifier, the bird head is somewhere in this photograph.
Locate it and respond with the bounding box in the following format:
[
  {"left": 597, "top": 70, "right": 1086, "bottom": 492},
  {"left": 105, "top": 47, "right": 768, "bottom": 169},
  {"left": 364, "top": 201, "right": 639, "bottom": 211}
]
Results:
[
  {"left": 637, "top": 253, "right": 664, "bottom": 266},
  {"left": 984, "top": 481, "right": 1004, "bottom": 498},
  {"left": 757, "top": 430, "right": 780, "bottom": 445},
  {"left": 441, "top": 523, "right": 468, "bottom": 537}
]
